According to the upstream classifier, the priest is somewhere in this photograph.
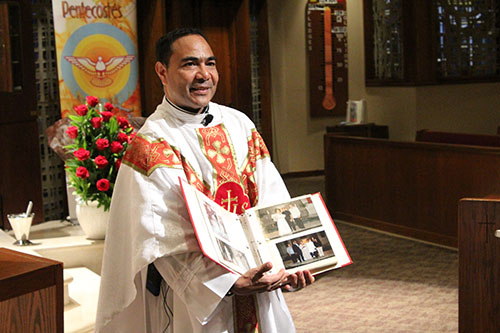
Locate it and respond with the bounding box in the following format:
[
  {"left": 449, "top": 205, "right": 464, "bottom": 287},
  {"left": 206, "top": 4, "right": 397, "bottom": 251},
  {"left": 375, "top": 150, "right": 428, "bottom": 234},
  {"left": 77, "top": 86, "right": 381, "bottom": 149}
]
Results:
[{"left": 96, "top": 27, "right": 314, "bottom": 332}]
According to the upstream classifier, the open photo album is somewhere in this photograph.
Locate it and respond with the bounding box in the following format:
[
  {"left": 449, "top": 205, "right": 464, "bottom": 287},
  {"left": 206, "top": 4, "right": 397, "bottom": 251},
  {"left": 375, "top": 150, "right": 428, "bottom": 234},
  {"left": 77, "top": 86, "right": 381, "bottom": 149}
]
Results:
[{"left": 180, "top": 178, "right": 352, "bottom": 276}]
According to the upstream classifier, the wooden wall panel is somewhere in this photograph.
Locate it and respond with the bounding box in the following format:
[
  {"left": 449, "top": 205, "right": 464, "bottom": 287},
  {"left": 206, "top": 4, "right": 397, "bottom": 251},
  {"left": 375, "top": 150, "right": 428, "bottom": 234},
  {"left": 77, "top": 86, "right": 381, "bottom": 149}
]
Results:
[
  {"left": 0, "top": 3, "right": 13, "bottom": 92},
  {"left": 254, "top": 0, "right": 273, "bottom": 154},
  {"left": 0, "top": 0, "right": 43, "bottom": 228},
  {"left": 137, "top": 0, "right": 167, "bottom": 116},
  {"left": 324, "top": 135, "right": 500, "bottom": 247},
  {"left": 0, "top": 0, "right": 37, "bottom": 124},
  {"left": 196, "top": 0, "right": 253, "bottom": 118},
  {"left": 0, "top": 121, "right": 43, "bottom": 228}
]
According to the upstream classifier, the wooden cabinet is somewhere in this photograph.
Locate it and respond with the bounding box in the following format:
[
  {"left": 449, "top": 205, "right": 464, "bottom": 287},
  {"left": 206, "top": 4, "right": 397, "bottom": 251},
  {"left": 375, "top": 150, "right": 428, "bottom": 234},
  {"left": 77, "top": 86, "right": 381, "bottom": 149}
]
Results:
[
  {"left": 0, "top": 248, "right": 63, "bottom": 333},
  {"left": 326, "top": 123, "right": 389, "bottom": 139},
  {"left": 459, "top": 196, "right": 500, "bottom": 332}
]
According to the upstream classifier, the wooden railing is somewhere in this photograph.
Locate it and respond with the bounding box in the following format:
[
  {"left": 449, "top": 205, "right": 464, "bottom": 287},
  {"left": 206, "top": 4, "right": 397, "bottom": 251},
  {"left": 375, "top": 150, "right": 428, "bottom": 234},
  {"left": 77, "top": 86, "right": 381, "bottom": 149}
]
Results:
[
  {"left": 416, "top": 129, "right": 500, "bottom": 147},
  {"left": 324, "top": 134, "right": 500, "bottom": 247}
]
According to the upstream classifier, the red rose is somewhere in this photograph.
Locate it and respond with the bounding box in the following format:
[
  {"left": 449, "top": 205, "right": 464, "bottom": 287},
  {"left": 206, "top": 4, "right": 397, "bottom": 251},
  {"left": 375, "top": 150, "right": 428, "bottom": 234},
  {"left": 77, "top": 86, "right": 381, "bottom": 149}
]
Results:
[
  {"left": 74, "top": 105, "right": 88, "bottom": 116},
  {"left": 66, "top": 126, "right": 78, "bottom": 139},
  {"left": 86, "top": 96, "right": 99, "bottom": 107},
  {"left": 110, "top": 141, "right": 124, "bottom": 153},
  {"left": 96, "top": 138, "right": 109, "bottom": 150},
  {"left": 115, "top": 159, "right": 122, "bottom": 169},
  {"left": 104, "top": 102, "right": 114, "bottom": 111},
  {"left": 96, "top": 178, "right": 110, "bottom": 191},
  {"left": 130, "top": 132, "right": 137, "bottom": 141},
  {"left": 100, "top": 111, "right": 113, "bottom": 121},
  {"left": 91, "top": 117, "right": 103, "bottom": 129},
  {"left": 117, "top": 132, "right": 129, "bottom": 143},
  {"left": 94, "top": 155, "right": 108, "bottom": 169},
  {"left": 117, "top": 117, "right": 130, "bottom": 129},
  {"left": 76, "top": 166, "right": 89, "bottom": 179},
  {"left": 73, "top": 148, "right": 90, "bottom": 161}
]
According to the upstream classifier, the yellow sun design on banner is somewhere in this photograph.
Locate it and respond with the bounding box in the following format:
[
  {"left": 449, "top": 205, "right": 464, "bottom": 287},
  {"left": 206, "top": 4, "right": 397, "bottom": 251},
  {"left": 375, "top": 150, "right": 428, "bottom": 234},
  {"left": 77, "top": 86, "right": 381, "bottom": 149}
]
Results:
[{"left": 71, "top": 34, "right": 131, "bottom": 98}]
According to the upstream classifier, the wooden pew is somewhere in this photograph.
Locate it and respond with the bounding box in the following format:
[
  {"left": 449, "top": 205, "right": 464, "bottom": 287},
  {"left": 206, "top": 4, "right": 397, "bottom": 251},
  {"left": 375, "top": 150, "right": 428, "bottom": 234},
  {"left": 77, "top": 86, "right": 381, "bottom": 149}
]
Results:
[
  {"left": 416, "top": 129, "right": 500, "bottom": 147},
  {"left": 459, "top": 195, "right": 500, "bottom": 332},
  {"left": 324, "top": 134, "right": 500, "bottom": 247}
]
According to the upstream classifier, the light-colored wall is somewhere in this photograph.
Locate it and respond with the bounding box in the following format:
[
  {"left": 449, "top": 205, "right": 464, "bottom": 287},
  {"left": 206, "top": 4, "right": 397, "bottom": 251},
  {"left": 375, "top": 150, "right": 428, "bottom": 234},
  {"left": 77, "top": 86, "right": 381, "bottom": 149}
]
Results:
[
  {"left": 268, "top": 0, "right": 342, "bottom": 173},
  {"left": 415, "top": 83, "right": 500, "bottom": 135},
  {"left": 268, "top": 0, "right": 500, "bottom": 173}
]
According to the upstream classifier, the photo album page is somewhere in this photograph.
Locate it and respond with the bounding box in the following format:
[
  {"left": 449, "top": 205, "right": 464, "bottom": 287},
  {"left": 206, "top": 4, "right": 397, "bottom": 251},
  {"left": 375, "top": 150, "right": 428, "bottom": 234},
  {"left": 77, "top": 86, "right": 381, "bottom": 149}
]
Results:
[
  {"left": 180, "top": 178, "right": 352, "bottom": 276},
  {"left": 241, "top": 193, "right": 352, "bottom": 275}
]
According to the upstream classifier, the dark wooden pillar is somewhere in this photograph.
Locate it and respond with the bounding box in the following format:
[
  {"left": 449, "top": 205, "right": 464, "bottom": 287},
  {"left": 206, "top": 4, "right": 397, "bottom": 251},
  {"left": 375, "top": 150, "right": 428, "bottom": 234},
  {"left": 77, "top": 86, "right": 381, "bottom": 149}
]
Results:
[{"left": 0, "top": 0, "right": 43, "bottom": 228}]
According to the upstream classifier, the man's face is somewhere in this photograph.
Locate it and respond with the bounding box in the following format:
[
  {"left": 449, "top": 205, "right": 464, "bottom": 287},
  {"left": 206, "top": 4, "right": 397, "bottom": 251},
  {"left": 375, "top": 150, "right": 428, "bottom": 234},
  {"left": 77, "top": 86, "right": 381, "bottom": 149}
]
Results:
[{"left": 156, "top": 34, "right": 219, "bottom": 111}]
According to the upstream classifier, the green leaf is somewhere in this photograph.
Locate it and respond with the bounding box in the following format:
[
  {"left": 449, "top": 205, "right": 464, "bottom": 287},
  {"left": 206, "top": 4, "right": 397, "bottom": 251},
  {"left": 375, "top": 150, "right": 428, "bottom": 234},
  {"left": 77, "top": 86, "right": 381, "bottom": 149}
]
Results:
[{"left": 68, "top": 115, "right": 82, "bottom": 123}]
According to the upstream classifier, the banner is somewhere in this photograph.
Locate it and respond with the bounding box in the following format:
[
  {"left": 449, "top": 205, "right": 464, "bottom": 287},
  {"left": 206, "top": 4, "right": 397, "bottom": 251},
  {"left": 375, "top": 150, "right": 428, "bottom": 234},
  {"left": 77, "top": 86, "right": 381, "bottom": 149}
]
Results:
[{"left": 52, "top": 0, "right": 141, "bottom": 117}]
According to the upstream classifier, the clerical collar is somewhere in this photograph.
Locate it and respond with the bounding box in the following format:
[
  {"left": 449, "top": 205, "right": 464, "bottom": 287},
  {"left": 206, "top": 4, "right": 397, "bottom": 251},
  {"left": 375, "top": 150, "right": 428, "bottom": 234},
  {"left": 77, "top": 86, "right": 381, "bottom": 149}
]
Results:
[{"left": 165, "top": 97, "right": 209, "bottom": 115}]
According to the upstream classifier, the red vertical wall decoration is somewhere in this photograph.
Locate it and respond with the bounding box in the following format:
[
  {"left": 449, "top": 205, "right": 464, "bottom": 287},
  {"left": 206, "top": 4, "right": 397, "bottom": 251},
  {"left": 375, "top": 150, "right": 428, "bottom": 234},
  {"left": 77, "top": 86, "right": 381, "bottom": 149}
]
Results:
[{"left": 307, "top": 0, "right": 348, "bottom": 118}]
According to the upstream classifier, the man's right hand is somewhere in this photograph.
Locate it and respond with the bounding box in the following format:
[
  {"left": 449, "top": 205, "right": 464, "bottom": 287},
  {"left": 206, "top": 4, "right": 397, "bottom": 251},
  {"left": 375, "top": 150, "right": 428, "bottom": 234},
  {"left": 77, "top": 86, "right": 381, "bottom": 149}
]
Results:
[{"left": 231, "top": 262, "right": 288, "bottom": 296}]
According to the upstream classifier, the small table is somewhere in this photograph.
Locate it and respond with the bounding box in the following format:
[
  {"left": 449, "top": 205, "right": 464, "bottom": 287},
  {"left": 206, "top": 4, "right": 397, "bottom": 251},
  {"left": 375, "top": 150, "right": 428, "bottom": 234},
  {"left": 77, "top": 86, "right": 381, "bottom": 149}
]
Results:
[
  {"left": 326, "top": 123, "right": 389, "bottom": 139},
  {"left": 0, "top": 248, "right": 64, "bottom": 332}
]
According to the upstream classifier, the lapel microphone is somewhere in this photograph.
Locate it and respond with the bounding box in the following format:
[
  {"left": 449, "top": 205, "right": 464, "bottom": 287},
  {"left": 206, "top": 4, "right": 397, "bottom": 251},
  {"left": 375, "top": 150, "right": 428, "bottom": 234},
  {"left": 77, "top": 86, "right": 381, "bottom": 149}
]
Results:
[{"left": 201, "top": 114, "right": 214, "bottom": 126}]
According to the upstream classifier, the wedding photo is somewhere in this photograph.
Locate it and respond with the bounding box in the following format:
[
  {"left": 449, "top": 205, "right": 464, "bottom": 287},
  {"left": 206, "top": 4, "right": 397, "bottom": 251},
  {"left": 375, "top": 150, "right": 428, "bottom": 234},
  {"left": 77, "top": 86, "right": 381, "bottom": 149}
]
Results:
[
  {"left": 203, "top": 201, "right": 230, "bottom": 240},
  {"left": 254, "top": 197, "right": 322, "bottom": 239},
  {"left": 215, "top": 238, "right": 251, "bottom": 273},
  {"left": 275, "top": 231, "right": 335, "bottom": 270}
]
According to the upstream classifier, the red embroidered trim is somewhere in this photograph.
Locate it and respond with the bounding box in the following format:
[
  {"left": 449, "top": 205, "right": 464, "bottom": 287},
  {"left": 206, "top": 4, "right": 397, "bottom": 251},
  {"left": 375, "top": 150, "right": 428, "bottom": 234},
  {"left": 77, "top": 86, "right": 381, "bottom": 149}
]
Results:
[
  {"left": 198, "top": 125, "right": 240, "bottom": 184},
  {"left": 250, "top": 129, "right": 270, "bottom": 161},
  {"left": 122, "top": 134, "right": 182, "bottom": 176},
  {"left": 122, "top": 134, "right": 212, "bottom": 196},
  {"left": 198, "top": 125, "right": 251, "bottom": 214},
  {"left": 241, "top": 130, "right": 270, "bottom": 207},
  {"left": 234, "top": 294, "right": 259, "bottom": 333}
]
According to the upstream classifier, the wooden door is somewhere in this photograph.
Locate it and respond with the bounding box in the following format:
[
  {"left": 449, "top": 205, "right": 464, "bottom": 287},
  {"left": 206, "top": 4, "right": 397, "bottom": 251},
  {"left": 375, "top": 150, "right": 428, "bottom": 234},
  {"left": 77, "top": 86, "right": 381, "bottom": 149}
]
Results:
[
  {"left": 459, "top": 197, "right": 500, "bottom": 332},
  {"left": 0, "top": 0, "right": 43, "bottom": 227}
]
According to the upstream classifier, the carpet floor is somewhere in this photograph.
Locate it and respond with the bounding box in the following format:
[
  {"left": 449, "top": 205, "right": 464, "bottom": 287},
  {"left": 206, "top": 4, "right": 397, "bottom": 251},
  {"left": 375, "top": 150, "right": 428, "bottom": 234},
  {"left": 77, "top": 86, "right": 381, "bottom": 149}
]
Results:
[{"left": 283, "top": 176, "right": 458, "bottom": 332}]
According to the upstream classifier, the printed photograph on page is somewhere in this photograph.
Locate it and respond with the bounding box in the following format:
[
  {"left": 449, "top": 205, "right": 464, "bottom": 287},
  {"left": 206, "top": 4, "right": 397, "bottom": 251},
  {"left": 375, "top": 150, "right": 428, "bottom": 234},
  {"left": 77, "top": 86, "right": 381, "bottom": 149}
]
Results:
[
  {"left": 215, "top": 238, "right": 251, "bottom": 274},
  {"left": 202, "top": 201, "right": 231, "bottom": 241},
  {"left": 272, "top": 230, "right": 336, "bottom": 270},
  {"left": 197, "top": 194, "right": 254, "bottom": 273},
  {"left": 254, "top": 196, "right": 322, "bottom": 240}
]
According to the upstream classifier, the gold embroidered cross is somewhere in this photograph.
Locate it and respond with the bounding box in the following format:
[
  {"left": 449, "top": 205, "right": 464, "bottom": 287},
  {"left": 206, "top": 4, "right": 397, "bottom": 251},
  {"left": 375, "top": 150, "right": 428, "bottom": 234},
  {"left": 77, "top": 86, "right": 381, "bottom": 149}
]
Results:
[
  {"left": 221, "top": 190, "right": 239, "bottom": 213},
  {"left": 208, "top": 140, "right": 230, "bottom": 164}
]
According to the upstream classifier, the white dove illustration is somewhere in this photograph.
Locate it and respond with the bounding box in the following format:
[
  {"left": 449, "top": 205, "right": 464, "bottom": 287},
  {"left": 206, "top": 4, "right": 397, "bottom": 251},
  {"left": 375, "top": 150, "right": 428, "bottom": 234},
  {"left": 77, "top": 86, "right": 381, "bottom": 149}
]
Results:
[{"left": 64, "top": 55, "right": 135, "bottom": 87}]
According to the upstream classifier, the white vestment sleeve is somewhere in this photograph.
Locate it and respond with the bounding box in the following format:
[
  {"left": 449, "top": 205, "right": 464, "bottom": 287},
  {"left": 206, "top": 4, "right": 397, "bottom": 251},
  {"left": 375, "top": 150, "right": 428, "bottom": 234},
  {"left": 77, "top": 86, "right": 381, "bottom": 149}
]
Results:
[
  {"left": 154, "top": 254, "right": 239, "bottom": 325},
  {"left": 255, "top": 156, "right": 291, "bottom": 206}
]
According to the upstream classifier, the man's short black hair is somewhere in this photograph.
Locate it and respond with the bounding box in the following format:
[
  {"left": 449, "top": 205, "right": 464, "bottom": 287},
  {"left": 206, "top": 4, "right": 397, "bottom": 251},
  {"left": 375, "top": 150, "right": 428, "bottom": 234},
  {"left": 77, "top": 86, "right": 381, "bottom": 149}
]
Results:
[{"left": 155, "top": 27, "right": 208, "bottom": 67}]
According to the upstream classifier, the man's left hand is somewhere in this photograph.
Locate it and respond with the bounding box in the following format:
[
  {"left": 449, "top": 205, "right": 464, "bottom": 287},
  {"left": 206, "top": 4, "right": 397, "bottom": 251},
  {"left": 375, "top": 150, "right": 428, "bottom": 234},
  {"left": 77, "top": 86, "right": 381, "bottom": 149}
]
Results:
[{"left": 276, "top": 270, "right": 315, "bottom": 292}]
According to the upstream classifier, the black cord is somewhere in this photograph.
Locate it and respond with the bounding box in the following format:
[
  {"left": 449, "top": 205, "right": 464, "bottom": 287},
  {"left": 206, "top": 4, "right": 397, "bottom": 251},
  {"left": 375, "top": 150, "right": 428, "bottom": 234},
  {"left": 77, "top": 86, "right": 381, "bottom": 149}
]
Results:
[{"left": 161, "top": 283, "right": 173, "bottom": 333}]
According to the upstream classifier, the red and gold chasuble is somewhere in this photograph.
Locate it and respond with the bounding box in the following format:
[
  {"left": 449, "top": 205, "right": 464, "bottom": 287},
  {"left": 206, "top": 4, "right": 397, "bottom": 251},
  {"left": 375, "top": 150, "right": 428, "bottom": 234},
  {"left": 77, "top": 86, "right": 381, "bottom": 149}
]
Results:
[{"left": 123, "top": 124, "right": 270, "bottom": 332}]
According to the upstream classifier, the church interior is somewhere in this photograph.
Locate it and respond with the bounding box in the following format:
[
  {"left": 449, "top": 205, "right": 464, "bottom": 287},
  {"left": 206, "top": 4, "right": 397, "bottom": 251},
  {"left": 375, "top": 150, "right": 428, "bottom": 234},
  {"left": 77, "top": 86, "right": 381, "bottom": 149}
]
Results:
[{"left": 1, "top": 0, "right": 500, "bottom": 332}]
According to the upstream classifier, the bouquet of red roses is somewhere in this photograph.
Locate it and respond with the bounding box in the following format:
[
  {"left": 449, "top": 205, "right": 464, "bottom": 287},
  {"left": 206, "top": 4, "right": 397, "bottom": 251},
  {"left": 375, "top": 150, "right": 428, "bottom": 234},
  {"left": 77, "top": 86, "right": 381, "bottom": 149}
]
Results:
[{"left": 65, "top": 96, "right": 134, "bottom": 211}]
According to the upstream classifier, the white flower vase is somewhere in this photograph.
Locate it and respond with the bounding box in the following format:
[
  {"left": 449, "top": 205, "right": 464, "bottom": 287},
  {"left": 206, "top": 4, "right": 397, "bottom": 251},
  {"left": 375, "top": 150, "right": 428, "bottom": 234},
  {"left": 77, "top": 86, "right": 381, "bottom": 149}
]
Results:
[{"left": 76, "top": 200, "right": 110, "bottom": 240}]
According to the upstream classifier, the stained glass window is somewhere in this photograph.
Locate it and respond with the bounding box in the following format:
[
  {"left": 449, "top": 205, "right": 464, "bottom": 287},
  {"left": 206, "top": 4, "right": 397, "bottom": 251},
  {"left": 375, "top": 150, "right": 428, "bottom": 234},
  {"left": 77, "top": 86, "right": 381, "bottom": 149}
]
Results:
[
  {"left": 372, "top": 0, "right": 404, "bottom": 80},
  {"left": 436, "top": 0, "right": 499, "bottom": 79},
  {"left": 366, "top": 0, "right": 500, "bottom": 84}
]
